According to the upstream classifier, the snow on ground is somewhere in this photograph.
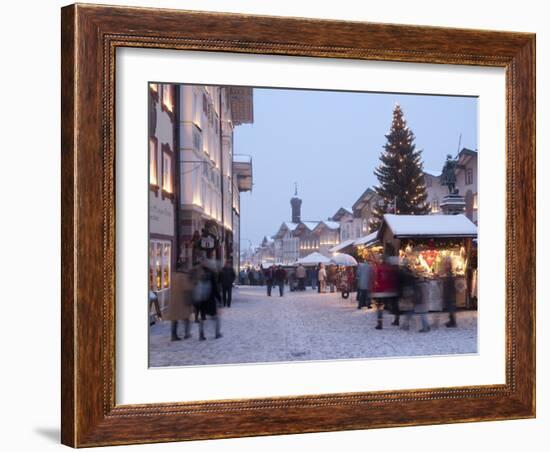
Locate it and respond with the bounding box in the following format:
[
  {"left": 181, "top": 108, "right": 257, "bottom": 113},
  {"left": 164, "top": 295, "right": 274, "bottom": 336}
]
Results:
[{"left": 149, "top": 286, "right": 477, "bottom": 367}]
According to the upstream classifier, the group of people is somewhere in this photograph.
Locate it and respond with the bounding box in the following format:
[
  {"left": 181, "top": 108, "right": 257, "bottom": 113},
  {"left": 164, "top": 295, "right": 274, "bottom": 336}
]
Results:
[
  {"left": 150, "top": 260, "right": 239, "bottom": 342},
  {"left": 354, "top": 256, "right": 458, "bottom": 332}
]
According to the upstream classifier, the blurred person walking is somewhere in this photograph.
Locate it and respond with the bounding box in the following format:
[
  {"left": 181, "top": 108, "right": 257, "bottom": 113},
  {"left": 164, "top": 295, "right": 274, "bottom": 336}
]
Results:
[
  {"left": 371, "top": 256, "right": 399, "bottom": 330},
  {"left": 443, "top": 259, "right": 457, "bottom": 328},
  {"left": 318, "top": 264, "right": 327, "bottom": 293},
  {"left": 296, "top": 264, "right": 306, "bottom": 291},
  {"left": 356, "top": 261, "right": 373, "bottom": 309},
  {"left": 192, "top": 260, "right": 222, "bottom": 340},
  {"left": 166, "top": 269, "right": 194, "bottom": 341}
]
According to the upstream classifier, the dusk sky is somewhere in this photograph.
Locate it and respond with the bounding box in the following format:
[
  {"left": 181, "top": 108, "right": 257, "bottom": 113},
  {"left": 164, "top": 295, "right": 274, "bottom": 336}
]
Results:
[{"left": 234, "top": 88, "right": 478, "bottom": 249}]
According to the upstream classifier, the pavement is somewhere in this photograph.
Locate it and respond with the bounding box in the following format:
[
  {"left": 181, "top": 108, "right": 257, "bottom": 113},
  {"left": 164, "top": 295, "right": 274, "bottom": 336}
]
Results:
[{"left": 148, "top": 285, "right": 477, "bottom": 367}]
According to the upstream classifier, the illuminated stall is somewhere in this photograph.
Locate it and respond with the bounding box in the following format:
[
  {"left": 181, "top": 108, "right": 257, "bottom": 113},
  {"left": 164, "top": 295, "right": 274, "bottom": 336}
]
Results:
[{"left": 378, "top": 214, "right": 477, "bottom": 311}]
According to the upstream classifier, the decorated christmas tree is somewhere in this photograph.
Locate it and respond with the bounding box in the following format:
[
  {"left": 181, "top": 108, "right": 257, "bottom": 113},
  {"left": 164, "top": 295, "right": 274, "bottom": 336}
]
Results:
[{"left": 370, "top": 104, "right": 430, "bottom": 231}]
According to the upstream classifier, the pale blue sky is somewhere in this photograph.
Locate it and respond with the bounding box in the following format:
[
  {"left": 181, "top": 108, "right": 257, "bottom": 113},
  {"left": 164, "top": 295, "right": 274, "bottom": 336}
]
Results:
[{"left": 234, "top": 88, "right": 477, "bottom": 248}]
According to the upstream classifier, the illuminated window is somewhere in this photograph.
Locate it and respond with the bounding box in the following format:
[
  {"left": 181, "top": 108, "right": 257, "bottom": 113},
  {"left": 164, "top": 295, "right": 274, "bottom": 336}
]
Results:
[
  {"left": 149, "top": 138, "right": 158, "bottom": 187},
  {"left": 431, "top": 199, "right": 439, "bottom": 213},
  {"left": 162, "top": 153, "right": 172, "bottom": 193},
  {"left": 161, "top": 144, "right": 174, "bottom": 197},
  {"left": 161, "top": 84, "right": 174, "bottom": 114},
  {"left": 473, "top": 193, "right": 478, "bottom": 209}
]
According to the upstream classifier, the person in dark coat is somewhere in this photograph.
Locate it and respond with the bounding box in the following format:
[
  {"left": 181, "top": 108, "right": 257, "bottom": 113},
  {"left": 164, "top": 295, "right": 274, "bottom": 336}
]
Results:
[
  {"left": 274, "top": 265, "right": 287, "bottom": 297},
  {"left": 442, "top": 259, "right": 457, "bottom": 327},
  {"left": 192, "top": 261, "right": 222, "bottom": 340},
  {"left": 220, "top": 261, "right": 236, "bottom": 307},
  {"left": 264, "top": 265, "right": 275, "bottom": 296}
]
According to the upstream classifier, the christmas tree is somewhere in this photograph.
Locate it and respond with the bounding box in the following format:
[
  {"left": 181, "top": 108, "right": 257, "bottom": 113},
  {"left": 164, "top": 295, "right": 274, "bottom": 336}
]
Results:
[{"left": 370, "top": 104, "right": 430, "bottom": 231}]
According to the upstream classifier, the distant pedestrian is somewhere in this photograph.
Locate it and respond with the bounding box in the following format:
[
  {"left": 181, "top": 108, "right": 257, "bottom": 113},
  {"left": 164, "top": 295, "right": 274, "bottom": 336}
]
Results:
[
  {"left": 247, "top": 268, "right": 254, "bottom": 286},
  {"left": 220, "top": 261, "right": 236, "bottom": 307},
  {"left": 274, "top": 265, "right": 287, "bottom": 297},
  {"left": 264, "top": 265, "right": 275, "bottom": 296},
  {"left": 356, "top": 261, "right": 373, "bottom": 309},
  {"left": 296, "top": 264, "right": 306, "bottom": 291},
  {"left": 318, "top": 264, "right": 327, "bottom": 293}
]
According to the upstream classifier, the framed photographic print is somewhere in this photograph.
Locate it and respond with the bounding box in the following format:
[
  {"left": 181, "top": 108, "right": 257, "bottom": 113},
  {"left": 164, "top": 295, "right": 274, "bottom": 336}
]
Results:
[{"left": 61, "top": 3, "right": 535, "bottom": 447}]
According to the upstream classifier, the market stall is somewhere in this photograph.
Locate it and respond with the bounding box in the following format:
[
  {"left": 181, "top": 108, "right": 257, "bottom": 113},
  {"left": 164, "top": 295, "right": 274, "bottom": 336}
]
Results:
[
  {"left": 378, "top": 214, "right": 477, "bottom": 311},
  {"left": 353, "top": 231, "right": 383, "bottom": 262}
]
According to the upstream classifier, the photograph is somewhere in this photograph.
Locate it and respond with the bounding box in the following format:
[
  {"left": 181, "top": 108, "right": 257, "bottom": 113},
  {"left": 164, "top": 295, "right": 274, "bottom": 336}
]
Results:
[{"left": 148, "top": 83, "right": 479, "bottom": 367}]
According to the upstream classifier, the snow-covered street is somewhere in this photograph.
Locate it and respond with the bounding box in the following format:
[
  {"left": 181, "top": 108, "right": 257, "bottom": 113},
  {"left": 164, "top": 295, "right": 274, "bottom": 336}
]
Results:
[{"left": 149, "top": 285, "right": 477, "bottom": 367}]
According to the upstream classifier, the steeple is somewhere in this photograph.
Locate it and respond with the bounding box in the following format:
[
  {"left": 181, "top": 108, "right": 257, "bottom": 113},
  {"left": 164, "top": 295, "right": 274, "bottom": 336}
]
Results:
[{"left": 290, "top": 182, "right": 302, "bottom": 223}]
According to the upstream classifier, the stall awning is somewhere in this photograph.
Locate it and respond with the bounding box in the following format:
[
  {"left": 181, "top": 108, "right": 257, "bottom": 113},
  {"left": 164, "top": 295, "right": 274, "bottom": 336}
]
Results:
[
  {"left": 295, "top": 252, "right": 331, "bottom": 266},
  {"left": 353, "top": 231, "right": 379, "bottom": 246},
  {"left": 382, "top": 214, "right": 477, "bottom": 239},
  {"left": 329, "top": 238, "right": 355, "bottom": 253}
]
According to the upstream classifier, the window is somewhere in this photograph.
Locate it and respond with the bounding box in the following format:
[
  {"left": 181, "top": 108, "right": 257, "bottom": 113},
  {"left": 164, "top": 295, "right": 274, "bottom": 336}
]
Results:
[
  {"left": 465, "top": 168, "right": 474, "bottom": 185},
  {"left": 149, "top": 138, "right": 158, "bottom": 188},
  {"left": 161, "top": 84, "right": 175, "bottom": 115},
  {"left": 431, "top": 199, "right": 439, "bottom": 213},
  {"left": 473, "top": 193, "right": 478, "bottom": 209},
  {"left": 161, "top": 143, "right": 174, "bottom": 198}
]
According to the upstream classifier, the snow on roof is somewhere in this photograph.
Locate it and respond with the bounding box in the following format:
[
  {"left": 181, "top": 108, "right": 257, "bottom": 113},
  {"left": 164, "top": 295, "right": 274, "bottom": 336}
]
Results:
[
  {"left": 382, "top": 214, "right": 477, "bottom": 238},
  {"left": 353, "top": 231, "right": 379, "bottom": 246},
  {"left": 301, "top": 221, "right": 320, "bottom": 231},
  {"left": 329, "top": 238, "right": 356, "bottom": 253},
  {"left": 320, "top": 220, "right": 340, "bottom": 230},
  {"left": 284, "top": 222, "right": 299, "bottom": 231}
]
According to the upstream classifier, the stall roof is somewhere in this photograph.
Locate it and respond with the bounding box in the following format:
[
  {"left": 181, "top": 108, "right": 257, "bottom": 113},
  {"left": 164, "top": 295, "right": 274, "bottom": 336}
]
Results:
[
  {"left": 382, "top": 214, "right": 477, "bottom": 238},
  {"left": 329, "top": 238, "right": 355, "bottom": 253},
  {"left": 353, "top": 231, "right": 379, "bottom": 246},
  {"left": 295, "top": 252, "right": 331, "bottom": 266}
]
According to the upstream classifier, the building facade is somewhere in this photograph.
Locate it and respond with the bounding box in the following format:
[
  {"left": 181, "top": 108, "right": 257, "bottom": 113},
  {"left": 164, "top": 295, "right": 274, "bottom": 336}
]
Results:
[
  {"left": 271, "top": 191, "right": 340, "bottom": 264},
  {"left": 178, "top": 85, "right": 253, "bottom": 269},
  {"left": 148, "top": 83, "right": 253, "bottom": 312},
  {"left": 148, "top": 83, "right": 178, "bottom": 310},
  {"left": 351, "top": 188, "right": 381, "bottom": 235}
]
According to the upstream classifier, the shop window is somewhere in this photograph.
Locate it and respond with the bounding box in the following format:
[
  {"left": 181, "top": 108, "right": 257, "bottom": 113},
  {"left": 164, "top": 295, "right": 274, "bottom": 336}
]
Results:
[
  {"left": 149, "top": 240, "right": 171, "bottom": 292},
  {"left": 473, "top": 193, "right": 478, "bottom": 209},
  {"left": 149, "top": 138, "right": 158, "bottom": 192},
  {"left": 431, "top": 199, "right": 439, "bottom": 213}
]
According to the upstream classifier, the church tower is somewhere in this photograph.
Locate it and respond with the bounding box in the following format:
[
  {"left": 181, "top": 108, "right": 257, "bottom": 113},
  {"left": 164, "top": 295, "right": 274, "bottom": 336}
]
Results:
[{"left": 290, "top": 182, "right": 302, "bottom": 223}]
